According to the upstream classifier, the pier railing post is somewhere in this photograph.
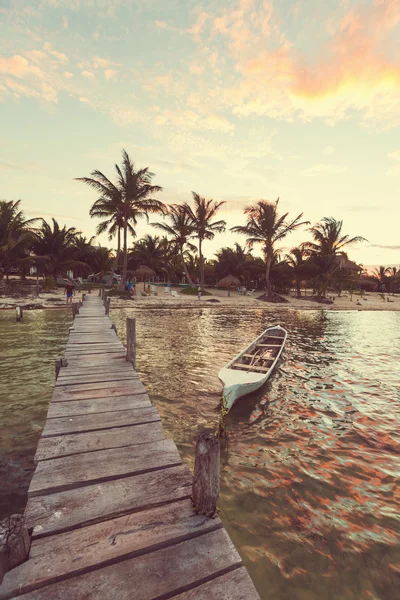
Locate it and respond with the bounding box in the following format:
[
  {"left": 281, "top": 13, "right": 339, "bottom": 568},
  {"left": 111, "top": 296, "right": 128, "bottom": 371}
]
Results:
[
  {"left": 192, "top": 433, "right": 220, "bottom": 517},
  {"left": 0, "top": 515, "right": 31, "bottom": 584},
  {"left": 105, "top": 297, "right": 111, "bottom": 315},
  {"left": 98, "top": 288, "right": 101, "bottom": 297},
  {"left": 126, "top": 317, "right": 136, "bottom": 367}
]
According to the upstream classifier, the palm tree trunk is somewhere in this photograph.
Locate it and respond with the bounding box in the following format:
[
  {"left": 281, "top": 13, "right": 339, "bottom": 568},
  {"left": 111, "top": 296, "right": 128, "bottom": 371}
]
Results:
[
  {"left": 296, "top": 279, "right": 301, "bottom": 298},
  {"left": 181, "top": 249, "right": 194, "bottom": 287},
  {"left": 116, "top": 227, "right": 121, "bottom": 271},
  {"left": 265, "top": 249, "right": 272, "bottom": 295},
  {"left": 121, "top": 220, "right": 128, "bottom": 285},
  {"left": 199, "top": 238, "right": 204, "bottom": 292}
]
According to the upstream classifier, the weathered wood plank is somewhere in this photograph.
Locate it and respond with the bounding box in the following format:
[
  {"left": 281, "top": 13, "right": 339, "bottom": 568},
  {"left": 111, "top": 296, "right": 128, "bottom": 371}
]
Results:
[
  {"left": 172, "top": 567, "right": 261, "bottom": 600},
  {"left": 25, "top": 465, "right": 192, "bottom": 538},
  {"left": 52, "top": 380, "right": 146, "bottom": 402},
  {"left": 55, "top": 373, "right": 136, "bottom": 387},
  {"left": 47, "top": 394, "right": 150, "bottom": 418},
  {"left": 2, "top": 529, "right": 241, "bottom": 600},
  {"left": 28, "top": 439, "right": 182, "bottom": 497},
  {"left": 0, "top": 501, "right": 221, "bottom": 599},
  {"left": 35, "top": 422, "right": 165, "bottom": 461},
  {"left": 42, "top": 406, "right": 161, "bottom": 437}
]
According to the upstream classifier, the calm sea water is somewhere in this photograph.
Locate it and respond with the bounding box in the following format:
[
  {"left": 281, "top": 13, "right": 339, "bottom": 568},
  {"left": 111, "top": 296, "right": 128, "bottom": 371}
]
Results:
[
  {"left": 0, "top": 309, "right": 70, "bottom": 518},
  {"left": 0, "top": 306, "right": 399, "bottom": 599}
]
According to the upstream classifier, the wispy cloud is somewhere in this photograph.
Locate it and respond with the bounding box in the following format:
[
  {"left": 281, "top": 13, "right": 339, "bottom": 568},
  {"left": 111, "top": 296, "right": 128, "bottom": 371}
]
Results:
[
  {"left": 301, "top": 164, "right": 348, "bottom": 176},
  {"left": 388, "top": 150, "right": 400, "bottom": 161},
  {"left": 369, "top": 244, "right": 400, "bottom": 250},
  {"left": 323, "top": 146, "right": 335, "bottom": 155},
  {"left": 81, "top": 70, "right": 95, "bottom": 79}
]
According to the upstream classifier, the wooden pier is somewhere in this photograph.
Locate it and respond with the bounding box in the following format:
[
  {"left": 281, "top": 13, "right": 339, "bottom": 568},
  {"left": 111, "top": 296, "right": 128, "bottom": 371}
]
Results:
[{"left": 0, "top": 295, "right": 260, "bottom": 599}]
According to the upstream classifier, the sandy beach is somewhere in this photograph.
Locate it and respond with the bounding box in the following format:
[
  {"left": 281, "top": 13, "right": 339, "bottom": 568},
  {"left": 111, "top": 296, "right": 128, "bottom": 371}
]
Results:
[{"left": 2, "top": 285, "right": 399, "bottom": 312}]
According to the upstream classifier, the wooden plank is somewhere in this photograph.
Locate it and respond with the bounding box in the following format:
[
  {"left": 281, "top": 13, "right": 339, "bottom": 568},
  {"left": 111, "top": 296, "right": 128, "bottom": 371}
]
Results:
[
  {"left": 57, "top": 370, "right": 137, "bottom": 382},
  {"left": 52, "top": 381, "right": 147, "bottom": 402},
  {"left": 28, "top": 439, "right": 182, "bottom": 497},
  {"left": 47, "top": 394, "right": 151, "bottom": 418},
  {"left": 42, "top": 406, "right": 161, "bottom": 437},
  {"left": 55, "top": 373, "right": 136, "bottom": 387},
  {"left": 0, "top": 501, "right": 222, "bottom": 599},
  {"left": 172, "top": 567, "right": 260, "bottom": 599},
  {"left": 4, "top": 529, "right": 242, "bottom": 600},
  {"left": 25, "top": 464, "right": 192, "bottom": 538},
  {"left": 35, "top": 422, "right": 166, "bottom": 461}
]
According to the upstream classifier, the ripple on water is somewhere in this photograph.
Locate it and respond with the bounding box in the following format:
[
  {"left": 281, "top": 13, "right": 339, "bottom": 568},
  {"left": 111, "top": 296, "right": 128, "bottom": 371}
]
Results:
[{"left": 1, "top": 306, "right": 399, "bottom": 600}]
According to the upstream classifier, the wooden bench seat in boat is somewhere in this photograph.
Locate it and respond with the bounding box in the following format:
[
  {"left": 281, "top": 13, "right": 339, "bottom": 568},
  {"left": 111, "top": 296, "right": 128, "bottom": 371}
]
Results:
[
  {"left": 256, "top": 343, "right": 282, "bottom": 348},
  {"left": 233, "top": 364, "right": 271, "bottom": 372}
]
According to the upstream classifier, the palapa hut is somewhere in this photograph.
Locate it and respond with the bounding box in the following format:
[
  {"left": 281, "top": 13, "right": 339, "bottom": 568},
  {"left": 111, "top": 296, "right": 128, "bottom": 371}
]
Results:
[
  {"left": 133, "top": 265, "right": 156, "bottom": 291},
  {"left": 217, "top": 274, "right": 241, "bottom": 297}
]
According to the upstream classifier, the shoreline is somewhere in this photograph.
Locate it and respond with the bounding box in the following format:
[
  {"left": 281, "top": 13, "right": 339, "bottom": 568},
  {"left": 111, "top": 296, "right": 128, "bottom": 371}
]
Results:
[{"left": 1, "top": 287, "right": 400, "bottom": 312}]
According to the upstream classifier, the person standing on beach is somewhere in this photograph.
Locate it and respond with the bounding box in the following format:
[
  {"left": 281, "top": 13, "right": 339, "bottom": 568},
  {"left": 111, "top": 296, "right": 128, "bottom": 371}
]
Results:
[
  {"left": 65, "top": 282, "right": 75, "bottom": 304},
  {"left": 197, "top": 286, "right": 202, "bottom": 300}
]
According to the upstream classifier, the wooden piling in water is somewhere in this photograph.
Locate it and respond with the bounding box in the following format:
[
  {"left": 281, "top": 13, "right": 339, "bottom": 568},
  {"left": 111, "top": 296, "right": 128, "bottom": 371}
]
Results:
[
  {"left": 192, "top": 433, "right": 220, "bottom": 517},
  {"left": 0, "top": 515, "right": 30, "bottom": 585},
  {"left": 126, "top": 317, "right": 136, "bottom": 367}
]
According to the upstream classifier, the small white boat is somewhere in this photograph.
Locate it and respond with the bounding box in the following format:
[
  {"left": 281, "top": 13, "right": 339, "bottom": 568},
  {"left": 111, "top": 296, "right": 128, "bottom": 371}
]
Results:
[{"left": 218, "top": 325, "right": 287, "bottom": 411}]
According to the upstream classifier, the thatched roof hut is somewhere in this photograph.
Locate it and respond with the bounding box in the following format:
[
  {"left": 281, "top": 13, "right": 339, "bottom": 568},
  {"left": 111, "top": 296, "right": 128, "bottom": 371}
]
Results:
[
  {"left": 133, "top": 265, "right": 156, "bottom": 281},
  {"left": 336, "top": 256, "right": 362, "bottom": 272},
  {"left": 217, "top": 275, "right": 241, "bottom": 289}
]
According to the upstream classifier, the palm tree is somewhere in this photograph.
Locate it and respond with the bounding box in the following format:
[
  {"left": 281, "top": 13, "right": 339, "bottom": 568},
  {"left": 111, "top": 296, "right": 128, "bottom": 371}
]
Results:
[
  {"left": 387, "top": 266, "right": 398, "bottom": 295},
  {"left": 91, "top": 246, "right": 114, "bottom": 284},
  {"left": 306, "top": 217, "right": 367, "bottom": 256},
  {"left": 32, "top": 218, "right": 84, "bottom": 279},
  {"left": 76, "top": 149, "right": 165, "bottom": 285},
  {"left": 184, "top": 193, "right": 226, "bottom": 291},
  {"left": 214, "top": 243, "right": 254, "bottom": 282},
  {"left": 232, "top": 198, "right": 309, "bottom": 295},
  {"left": 0, "top": 200, "right": 38, "bottom": 279},
  {"left": 89, "top": 196, "right": 128, "bottom": 272},
  {"left": 285, "top": 245, "right": 310, "bottom": 297},
  {"left": 372, "top": 266, "right": 390, "bottom": 291},
  {"left": 152, "top": 204, "right": 197, "bottom": 286}
]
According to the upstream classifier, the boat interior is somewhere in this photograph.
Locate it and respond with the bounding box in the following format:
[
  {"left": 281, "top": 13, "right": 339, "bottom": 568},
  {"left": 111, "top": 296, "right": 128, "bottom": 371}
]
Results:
[{"left": 230, "top": 330, "right": 285, "bottom": 373}]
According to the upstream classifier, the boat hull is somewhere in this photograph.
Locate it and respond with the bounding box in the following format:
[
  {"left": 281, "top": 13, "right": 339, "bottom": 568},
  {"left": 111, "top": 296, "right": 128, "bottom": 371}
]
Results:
[{"left": 218, "top": 325, "right": 287, "bottom": 412}]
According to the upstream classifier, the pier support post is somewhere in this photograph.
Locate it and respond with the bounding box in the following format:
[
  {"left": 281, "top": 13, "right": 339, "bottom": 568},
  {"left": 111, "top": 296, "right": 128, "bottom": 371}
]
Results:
[
  {"left": 105, "top": 297, "right": 111, "bottom": 315},
  {"left": 15, "top": 306, "right": 23, "bottom": 322},
  {"left": 98, "top": 288, "right": 101, "bottom": 297},
  {"left": 192, "top": 433, "right": 220, "bottom": 517},
  {"left": 55, "top": 357, "right": 68, "bottom": 379},
  {"left": 126, "top": 317, "right": 136, "bottom": 367},
  {"left": 111, "top": 323, "right": 117, "bottom": 334},
  {"left": 82, "top": 293, "right": 86, "bottom": 302},
  {"left": 0, "top": 515, "right": 31, "bottom": 585}
]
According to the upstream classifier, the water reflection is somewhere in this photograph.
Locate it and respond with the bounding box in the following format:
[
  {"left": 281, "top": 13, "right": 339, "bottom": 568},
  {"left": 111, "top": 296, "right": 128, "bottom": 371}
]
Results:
[
  {"left": 0, "top": 309, "right": 70, "bottom": 518},
  {"left": 112, "top": 307, "right": 400, "bottom": 600}
]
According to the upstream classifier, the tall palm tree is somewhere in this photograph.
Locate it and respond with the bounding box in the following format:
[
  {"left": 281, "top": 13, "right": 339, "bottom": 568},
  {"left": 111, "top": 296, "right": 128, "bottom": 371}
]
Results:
[
  {"left": 152, "top": 204, "right": 197, "bottom": 286},
  {"left": 184, "top": 193, "right": 226, "bottom": 291},
  {"left": 76, "top": 149, "right": 165, "bottom": 285},
  {"left": 306, "top": 217, "right": 367, "bottom": 256},
  {"left": 232, "top": 198, "right": 309, "bottom": 295},
  {"left": 89, "top": 196, "right": 128, "bottom": 271}
]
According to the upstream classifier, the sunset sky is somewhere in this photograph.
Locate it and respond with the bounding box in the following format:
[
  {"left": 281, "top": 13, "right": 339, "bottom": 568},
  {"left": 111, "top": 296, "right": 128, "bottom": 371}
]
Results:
[{"left": 1, "top": 0, "right": 399, "bottom": 267}]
